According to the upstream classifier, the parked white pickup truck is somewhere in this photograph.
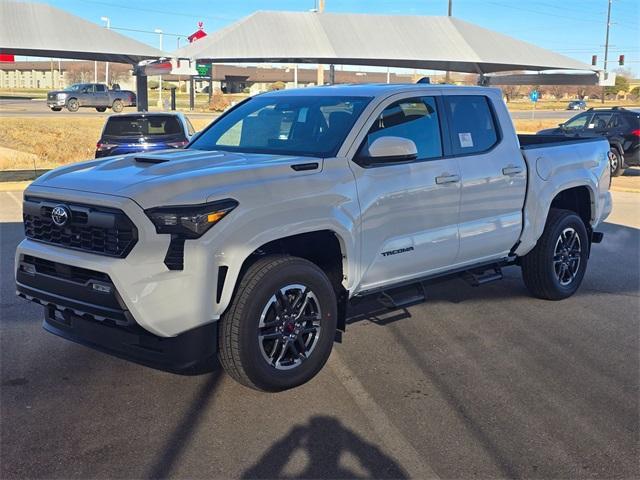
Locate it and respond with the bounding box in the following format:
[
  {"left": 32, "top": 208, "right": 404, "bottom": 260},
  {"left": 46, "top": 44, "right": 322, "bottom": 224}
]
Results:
[{"left": 16, "top": 85, "right": 612, "bottom": 391}]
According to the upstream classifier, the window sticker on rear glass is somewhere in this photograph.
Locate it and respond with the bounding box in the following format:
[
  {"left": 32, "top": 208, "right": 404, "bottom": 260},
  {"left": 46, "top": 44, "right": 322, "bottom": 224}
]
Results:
[{"left": 458, "top": 132, "right": 474, "bottom": 148}]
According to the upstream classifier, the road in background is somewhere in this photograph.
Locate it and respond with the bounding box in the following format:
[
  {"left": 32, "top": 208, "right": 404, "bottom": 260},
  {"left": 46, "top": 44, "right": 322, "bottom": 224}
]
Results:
[{"left": 1, "top": 189, "right": 638, "bottom": 479}]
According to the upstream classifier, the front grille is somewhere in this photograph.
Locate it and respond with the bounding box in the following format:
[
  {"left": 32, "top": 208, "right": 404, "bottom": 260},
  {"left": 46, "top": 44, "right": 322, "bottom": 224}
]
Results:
[{"left": 23, "top": 197, "right": 138, "bottom": 258}]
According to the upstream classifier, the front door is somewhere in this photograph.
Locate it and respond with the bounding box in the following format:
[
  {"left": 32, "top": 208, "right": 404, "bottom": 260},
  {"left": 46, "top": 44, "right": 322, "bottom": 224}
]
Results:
[
  {"left": 442, "top": 94, "right": 527, "bottom": 264},
  {"left": 351, "top": 94, "right": 461, "bottom": 292}
]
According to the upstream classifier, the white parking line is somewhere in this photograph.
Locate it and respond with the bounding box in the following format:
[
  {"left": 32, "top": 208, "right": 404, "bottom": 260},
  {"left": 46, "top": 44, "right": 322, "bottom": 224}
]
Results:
[
  {"left": 329, "top": 349, "right": 440, "bottom": 479},
  {"left": 6, "top": 191, "right": 23, "bottom": 208}
]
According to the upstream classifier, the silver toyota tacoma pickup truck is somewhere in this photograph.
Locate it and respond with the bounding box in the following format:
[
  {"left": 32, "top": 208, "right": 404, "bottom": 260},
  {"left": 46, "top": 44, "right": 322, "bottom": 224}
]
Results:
[{"left": 16, "top": 84, "right": 612, "bottom": 391}]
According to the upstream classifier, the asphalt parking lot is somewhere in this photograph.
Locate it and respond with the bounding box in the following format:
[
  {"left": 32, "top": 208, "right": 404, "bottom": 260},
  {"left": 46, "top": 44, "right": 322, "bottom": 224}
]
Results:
[{"left": 1, "top": 189, "right": 638, "bottom": 479}]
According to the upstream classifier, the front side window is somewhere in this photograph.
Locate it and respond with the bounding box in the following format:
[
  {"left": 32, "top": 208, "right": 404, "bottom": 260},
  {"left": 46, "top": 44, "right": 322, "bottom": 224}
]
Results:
[
  {"left": 362, "top": 97, "right": 443, "bottom": 161},
  {"left": 189, "top": 95, "right": 371, "bottom": 157},
  {"left": 445, "top": 95, "right": 498, "bottom": 155},
  {"left": 564, "top": 113, "right": 591, "bottom": 130}
]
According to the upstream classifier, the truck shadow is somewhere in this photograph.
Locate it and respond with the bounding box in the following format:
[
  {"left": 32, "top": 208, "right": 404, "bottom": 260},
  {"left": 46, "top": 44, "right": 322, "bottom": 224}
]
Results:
[{"left": 241, "top": 416, "right": 408, "bottom": 479}]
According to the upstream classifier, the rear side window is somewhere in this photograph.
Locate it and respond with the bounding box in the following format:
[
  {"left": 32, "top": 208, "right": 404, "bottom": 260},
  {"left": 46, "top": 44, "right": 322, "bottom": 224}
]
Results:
[
  {"left": 96, "top": 84, "right": 106, "bottom": 92},
  {"left": 363, "top": 96, "right": 443, "bottom": 161},
  {"left": 445, "top": 96, "right": 498, "bottom": 155},
  {"left": 103, "top": 116, "right": 183, "bottom": 137}
]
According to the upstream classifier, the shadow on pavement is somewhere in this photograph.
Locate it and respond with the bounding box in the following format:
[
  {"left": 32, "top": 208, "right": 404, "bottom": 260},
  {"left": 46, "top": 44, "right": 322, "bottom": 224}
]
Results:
[
  {"left": 241, "top": 416, "right": 408, "bottom": 479},
  {"left": 146, "top": 366, "right": 223, "bottom": 479}
]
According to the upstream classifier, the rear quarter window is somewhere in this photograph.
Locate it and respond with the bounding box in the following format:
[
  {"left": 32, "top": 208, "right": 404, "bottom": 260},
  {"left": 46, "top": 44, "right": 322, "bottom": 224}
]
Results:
[{"left": 444, "top": 95, "right": 499, "bottom": 155}]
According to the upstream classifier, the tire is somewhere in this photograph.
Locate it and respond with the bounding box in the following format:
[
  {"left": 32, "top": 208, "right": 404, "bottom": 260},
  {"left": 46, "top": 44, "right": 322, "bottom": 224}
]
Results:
[
  {"left": 218, "top": 255, "right": 338, "bottom": 392},
  {"left": 95, "top": 107, "right": 107, "bottom": 112},
  {"left": 521, "top": 208, "right": 589, "bottom": 300},
  {"left": 50, "top": 107, "right": 62, "bottom": 112},
  {"left": 66, "top": 98, "right": 79, "bottom": 112},
  {"left": 111, "top": 99, "right": 124, "bottom": 113},
  {"left": 609, "top": 147, "right": 625, "bottom": 177}
]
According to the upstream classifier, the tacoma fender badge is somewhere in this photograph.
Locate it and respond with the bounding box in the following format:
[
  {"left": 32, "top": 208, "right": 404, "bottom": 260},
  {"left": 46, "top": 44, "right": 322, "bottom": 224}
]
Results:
[{"left": 381, "top": 246, "right": 414, "bottom": 257}]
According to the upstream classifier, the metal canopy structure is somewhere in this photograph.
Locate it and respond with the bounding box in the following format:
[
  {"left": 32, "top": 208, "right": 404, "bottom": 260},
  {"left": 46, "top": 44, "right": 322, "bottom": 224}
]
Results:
[
  {"left": 0, "top": 1, "right": 164, "bottom": 64},
  {"left": 173, "top": 11, "right": 595, "bottom": 75}
]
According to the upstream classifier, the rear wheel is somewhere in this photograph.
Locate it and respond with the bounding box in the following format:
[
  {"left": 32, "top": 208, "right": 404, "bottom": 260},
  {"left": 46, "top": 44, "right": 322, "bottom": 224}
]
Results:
[
  {"left": 521, "top": 209, "right": 589, "bottom": 300},
  {"left": 609, "top": 147, "right": 625, "bottom": 177},
  {"left": 50, "top": 107, "right": 62, "bottom": 112},
  {"left": 66, "top": 98, "right": 79, "bottom": 112},
  {"left": 218, "top": 255, "right": 337, "bottom": 391},
  {"left": 111, "top": 99, "right": 124, "bottom": 113},
  {"left": 95, "top": 107, "right": 107, "bottom": 112}
]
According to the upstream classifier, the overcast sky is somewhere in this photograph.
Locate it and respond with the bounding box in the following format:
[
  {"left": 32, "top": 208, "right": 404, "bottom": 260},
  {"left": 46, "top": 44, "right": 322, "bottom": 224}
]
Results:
[{"left": 23, "top": 0, "right": 640, "bottom": 76}]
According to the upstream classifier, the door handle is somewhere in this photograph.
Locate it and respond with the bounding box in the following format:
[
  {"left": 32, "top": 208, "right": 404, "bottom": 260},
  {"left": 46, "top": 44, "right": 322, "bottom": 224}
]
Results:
[
  {"left": 435, "top": 174, "right": 460, "bottom": 185},
  {"left": 502, "top": 166, "right": 523, "bottom": 176}
]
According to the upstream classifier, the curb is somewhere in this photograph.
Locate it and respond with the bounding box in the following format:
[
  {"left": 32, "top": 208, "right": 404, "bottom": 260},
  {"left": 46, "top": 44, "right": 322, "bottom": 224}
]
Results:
[{"left": 0, "top": 181, "right": 31, "bottom": 192}]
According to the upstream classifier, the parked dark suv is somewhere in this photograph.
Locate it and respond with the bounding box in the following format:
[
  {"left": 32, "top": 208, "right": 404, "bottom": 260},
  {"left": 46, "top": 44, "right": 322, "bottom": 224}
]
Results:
[
  {"left": 567, "top": 100, "right": 587, "bottom": 110},
  {"left": 538, "top": 107, "right": 640, "bottom": 176},
  {"left": 95, "top": 113, "right": 195, "bottom": 158}
]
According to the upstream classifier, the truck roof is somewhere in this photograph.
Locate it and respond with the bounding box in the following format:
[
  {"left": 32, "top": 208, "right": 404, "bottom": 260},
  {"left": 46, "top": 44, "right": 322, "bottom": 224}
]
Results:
[{"left": 260, "top": 83, "right": 500, "bottom": 98}]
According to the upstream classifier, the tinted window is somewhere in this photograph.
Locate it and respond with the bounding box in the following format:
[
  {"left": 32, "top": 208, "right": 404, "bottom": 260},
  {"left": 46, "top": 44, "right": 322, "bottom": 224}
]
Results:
[
  {"left": 362, "top": 97, "right": 442, "bottom": 161},
  {"left": 190, "top": 95, "right": 371, "bottom": 157},
  {"left": 96, "top": 84, "right": 106, "bottom": 92},
  {"left": 564, "top": 113, "right": 591, "bottom": 130},
  {"left": 589, "top": 112, "right": 612, "bottom": 130},
  {"left": 445, "top": 96, "right": 498, "bottom": 155},
  {"left": 103, "top": 116, "right": 183, "bottom": 137}
]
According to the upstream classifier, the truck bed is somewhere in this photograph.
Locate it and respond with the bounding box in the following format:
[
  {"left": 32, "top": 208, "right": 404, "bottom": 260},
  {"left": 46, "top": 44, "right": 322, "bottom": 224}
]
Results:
[{"left": 517, "top": 134, "right": 604, "bottom": 150}]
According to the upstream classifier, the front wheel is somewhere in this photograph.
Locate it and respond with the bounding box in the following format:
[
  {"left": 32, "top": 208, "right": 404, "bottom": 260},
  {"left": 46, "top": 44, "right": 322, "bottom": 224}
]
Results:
[
  {"left": 111, "top": 99, "right": 124, "bottom": 113},
  {"left": 66, "top": 98, "right": 79, "bottom": 112},
  {"left": 218, "top": 255, "right": 337, "bottom": 391},
  {"left": 609, "top": 147, "right": 625, "bottom": 177},
  {"left": 521, "top": 209, "right": 589, "bottom": 300}
]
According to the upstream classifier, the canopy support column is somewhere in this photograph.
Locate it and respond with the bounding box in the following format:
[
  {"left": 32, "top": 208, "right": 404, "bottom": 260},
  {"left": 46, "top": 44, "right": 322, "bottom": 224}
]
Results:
[{"left": 135, "top": 74, "right": 148, "bottom": 112}]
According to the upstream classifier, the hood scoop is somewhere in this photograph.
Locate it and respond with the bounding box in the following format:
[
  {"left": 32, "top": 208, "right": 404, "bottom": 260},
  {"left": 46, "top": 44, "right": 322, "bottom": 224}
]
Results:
[{"left": 134, "top": 155, "right": 171, "bottom": 164}]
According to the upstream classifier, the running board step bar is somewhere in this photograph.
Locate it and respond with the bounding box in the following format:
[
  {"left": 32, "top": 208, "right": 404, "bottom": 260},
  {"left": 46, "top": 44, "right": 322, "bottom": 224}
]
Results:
[
  {"left": 376, "top": 283, "right": 426, "bottom": 309},
  {"left": 463, "top": 266, "right": 503, "bottom": 287}
]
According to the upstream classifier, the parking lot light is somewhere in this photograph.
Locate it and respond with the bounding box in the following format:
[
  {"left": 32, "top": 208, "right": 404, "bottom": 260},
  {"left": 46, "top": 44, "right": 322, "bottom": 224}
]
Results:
[
  {"left": 101, "top": 16, "right": 111, "bottom": 85},
  {"left": 155, "top": 28, "right": 164, "bottom": 108}
]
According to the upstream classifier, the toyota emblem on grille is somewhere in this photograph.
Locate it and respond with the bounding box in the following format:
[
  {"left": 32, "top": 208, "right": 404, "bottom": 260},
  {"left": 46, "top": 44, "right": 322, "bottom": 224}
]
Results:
[{"left": 51, "top": 205, "right": 71, "bottom": 227}]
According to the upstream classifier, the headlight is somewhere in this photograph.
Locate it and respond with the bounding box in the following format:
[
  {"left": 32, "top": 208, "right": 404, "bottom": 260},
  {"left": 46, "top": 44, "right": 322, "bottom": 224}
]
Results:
[
  {"left": 145, "top": 199, "right": 238, "bottom": 238},
  {"left": 57, "top": 93, "right": 68, "bottom": 98}
]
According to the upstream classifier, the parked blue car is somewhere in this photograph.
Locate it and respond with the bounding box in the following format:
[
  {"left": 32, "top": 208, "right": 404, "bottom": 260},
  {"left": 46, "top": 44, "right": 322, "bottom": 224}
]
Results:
[{"left": 95, "top": 112, "right": 196, "bottom": 158}]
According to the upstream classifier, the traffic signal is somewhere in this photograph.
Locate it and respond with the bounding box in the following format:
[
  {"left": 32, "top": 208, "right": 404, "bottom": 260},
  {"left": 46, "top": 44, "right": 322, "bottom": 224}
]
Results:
[
  {"left": 619, "top": 55, "right": 625, "bottom": 66},
  {"left": 591, "top": 55, "right": 598, "bottom": 66}
]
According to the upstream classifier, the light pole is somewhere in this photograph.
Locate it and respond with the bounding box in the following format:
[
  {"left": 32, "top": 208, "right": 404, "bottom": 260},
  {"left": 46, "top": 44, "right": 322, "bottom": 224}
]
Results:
[
  {"left": 445, "top": 0, "right": 452, "bottom": 84},
  {"left": 101, "top": 16, "right": 110, "bottom": 85},
  {"left": 155, "top": 28, "right": 164, "bottom": 108},
  {"left": 602, "top": 0, "right": 612, "bottom": 104}
]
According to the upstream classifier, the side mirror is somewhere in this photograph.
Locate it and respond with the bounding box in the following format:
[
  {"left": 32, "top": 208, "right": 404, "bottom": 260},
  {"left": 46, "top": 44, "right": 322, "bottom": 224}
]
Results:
[
  {"left": 365, "top": 136, "right": 418, "bottom": 164},
  {"left": 188, "top": 131, "right": 202, "bottom": 144},
  {"left": 558, "top": 123, "right": 565, "bottom": 128}
]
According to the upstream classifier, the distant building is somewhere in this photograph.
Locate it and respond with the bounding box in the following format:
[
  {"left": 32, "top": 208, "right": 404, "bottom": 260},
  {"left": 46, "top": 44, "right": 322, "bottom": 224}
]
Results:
[{"left": 0, "top": 60, "right": 472, "bottom": 92}]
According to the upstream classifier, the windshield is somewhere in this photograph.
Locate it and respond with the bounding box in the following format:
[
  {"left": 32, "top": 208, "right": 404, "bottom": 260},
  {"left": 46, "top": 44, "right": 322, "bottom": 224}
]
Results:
[
  {"left": 103, "top": 115, "right": 183, "bottom": 138},
  {"left": 189, "top": 95, "right": 372, "bottom": 157}
]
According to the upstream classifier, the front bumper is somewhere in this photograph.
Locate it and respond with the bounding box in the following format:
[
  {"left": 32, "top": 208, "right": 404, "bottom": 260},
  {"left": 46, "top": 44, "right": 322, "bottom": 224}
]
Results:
[
  {"left": 47, "top": 99, "right": 66, "bottom": 107},
  {"left": 15, "top": 187, "right": 227, "bottom": 338}
]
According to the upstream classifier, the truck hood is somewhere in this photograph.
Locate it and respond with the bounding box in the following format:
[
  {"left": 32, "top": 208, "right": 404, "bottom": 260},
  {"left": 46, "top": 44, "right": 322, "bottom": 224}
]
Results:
[{"left": 31, "top": 149, "right": 322, "bottom": 208}]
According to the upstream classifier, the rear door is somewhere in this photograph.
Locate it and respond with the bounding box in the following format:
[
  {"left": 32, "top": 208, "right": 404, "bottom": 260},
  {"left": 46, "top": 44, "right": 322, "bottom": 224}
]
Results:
[
  {"left": 94, "top": 84, "right": 109, "bottom": 107},
  {"left": 442, "top": 93, "right": 527, "bottom": 264},
  {"left": 350, "top": 93, "right": 462, "bottom": 292}
]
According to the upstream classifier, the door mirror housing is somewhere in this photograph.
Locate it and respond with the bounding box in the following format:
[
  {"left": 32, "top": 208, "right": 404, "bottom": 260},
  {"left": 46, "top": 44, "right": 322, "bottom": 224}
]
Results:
[{"left": 364, "top": 136, "right": 418, "bottom": 164}]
